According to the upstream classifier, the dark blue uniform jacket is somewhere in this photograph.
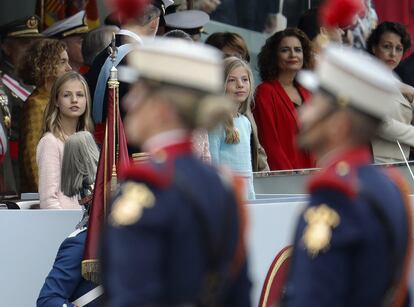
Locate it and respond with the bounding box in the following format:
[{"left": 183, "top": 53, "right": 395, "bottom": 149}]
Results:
[
  {"left": 283, "top": 147, "right": 411, "bottom": 307},
  {"left": 102, "top": 141, "right": 251, "bottom": 307},
  {"left": 37, "top": 228, "right": 102, "bottom": 307}
]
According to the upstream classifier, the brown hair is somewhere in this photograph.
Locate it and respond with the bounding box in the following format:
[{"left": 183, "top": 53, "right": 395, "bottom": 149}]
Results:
[
  {"left": 17, "top": 38, "right": 67, "bottom": 87},
  {"left": 42, "top": 71, "right": 94, "bottom": 141},
  {"left": 205, "top": 32, "right": 250, "bottom": 62},
  {"left": 258, "top": 28, "right": 313, "bottom": 81}
]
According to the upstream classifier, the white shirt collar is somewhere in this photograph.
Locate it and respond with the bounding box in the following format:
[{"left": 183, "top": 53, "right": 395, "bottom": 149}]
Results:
[{"left": 118, "top": 29, "right": 143, "bottom": 45}]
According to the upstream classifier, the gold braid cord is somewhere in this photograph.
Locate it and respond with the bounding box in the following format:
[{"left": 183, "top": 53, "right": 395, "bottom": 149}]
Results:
[{"left": 109, "top": 79, "right": 119, "bottom": 192}]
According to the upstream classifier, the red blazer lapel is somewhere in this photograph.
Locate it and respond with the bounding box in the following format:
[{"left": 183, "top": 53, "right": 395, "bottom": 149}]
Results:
[{"left": 271, "top": 80, "right": 306, "bottom": 129}]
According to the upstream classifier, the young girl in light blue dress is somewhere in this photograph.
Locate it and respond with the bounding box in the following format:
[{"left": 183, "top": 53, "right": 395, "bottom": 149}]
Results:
[{"left": 209, "top": 57, "right": 256, "bottom": 199}]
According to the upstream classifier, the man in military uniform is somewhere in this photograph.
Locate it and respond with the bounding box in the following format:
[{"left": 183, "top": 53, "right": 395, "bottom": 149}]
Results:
[
  {"left": 101, "top": 38, "right": 251, "bottom": 306},
  {"left": 86, "top": 0, "right": 174, "bottom": 125},
  {"left": 86, "top": 0, "right": 173, "bottom": 157},
  {"left": 0, "top": 82, "right": 15, "bottom": 195},
  {"left": 281, "top": 45, "right": 412, "bottom": 306},
  {"left": 0, "top": 16, "right": 42, "bottom": 194}
]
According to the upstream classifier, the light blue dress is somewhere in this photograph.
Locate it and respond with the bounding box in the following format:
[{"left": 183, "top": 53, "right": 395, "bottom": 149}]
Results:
[{"left": 208, "top": 114, "right": 255, "bottom": 200}]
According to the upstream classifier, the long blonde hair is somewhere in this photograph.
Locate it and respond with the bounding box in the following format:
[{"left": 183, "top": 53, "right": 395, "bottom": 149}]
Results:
[
  {"left": 42, "top": 71, "right": 94, "bottom": 140},
  {"left": 223, "top": 57, "right": 254, "bottom": 144}
]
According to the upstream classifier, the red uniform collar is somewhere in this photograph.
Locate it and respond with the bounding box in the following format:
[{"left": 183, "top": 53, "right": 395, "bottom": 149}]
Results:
[
  {"left": 320, "top": 146, "right": 372, "bottom": 170},
  {"left": 149, "top": 138, "right": 193, "bottom": 162},
  {"left": 118, "top": 138, "right": 193, "bottom": 188},
  {"left": 307, "top": 146, "right": 372, "bottom": 198}
]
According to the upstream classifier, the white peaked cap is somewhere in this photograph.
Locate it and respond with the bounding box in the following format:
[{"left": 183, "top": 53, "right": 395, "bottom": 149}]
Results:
[
  {"left": 298, "top": 44, "right": 401, "bottom": 120},
  {"left": 42, "top": 10, "right": 88, "bottom": 38},
  {"left": 119, "top": 37, "right": 224, "bottom": 93}
]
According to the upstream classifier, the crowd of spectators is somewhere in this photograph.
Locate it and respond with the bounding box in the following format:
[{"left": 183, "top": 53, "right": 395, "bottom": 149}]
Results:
[{"left": 1, "top": 3, "right": 414, "bottom": 205}]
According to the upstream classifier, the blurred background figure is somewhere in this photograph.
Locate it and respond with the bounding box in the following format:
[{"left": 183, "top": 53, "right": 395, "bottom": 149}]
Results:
[
  {"left": 43, "top": 11, "right": 90, "bottom": 73},
  {"left": 254, "top": 28, "right": 315, "bottom": 171},
  {"left": 350, "top": 0, "right": 378, "bottom": 49},
  {"left": 297, "top": 8, "right": 344, "bottom": 54},
  {"left": 0, "top": 15, "right": 42, "bottom": 193},
  {"left": 102, "top": 38, "right": 251, "bottom": 306},
  {"left": 205, "top": 31, "right": 250, "bottom": 62},
  {"left": 37, "top": 131, "right": 101, "bottom": 307},
  {"left": 263, "top": 14, "right": 278, "bottom": 35},
  {"left": 193, "top": 0, "right": 221, "bottom": 14},
  {"left": 37, "top": 71, "right": 94, "bottom": 209},
  {"left": 396, "top": 50, "right": 414, "bottom": 89},
  {"left": 17, "top": 38, "right": 71, "bottom": 193}
]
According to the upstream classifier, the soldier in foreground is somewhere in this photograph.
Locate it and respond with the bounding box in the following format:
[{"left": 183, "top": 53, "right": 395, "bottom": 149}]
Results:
[
  {"left": 282, "top": 44, "right": 413, "bottom": 307},
  {"left": 101, "top": 38, "right": 251, "bottom": 306}
]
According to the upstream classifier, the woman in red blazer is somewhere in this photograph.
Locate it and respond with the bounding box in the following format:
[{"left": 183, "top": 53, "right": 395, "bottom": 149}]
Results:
[{"left": 254, "top": 28, "right": 315, "bottom": 171}]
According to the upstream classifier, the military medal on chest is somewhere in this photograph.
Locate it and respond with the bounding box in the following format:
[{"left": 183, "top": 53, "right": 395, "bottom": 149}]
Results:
[
  {"left": 110, "top": 182, "right": 155, "bottom": 227},
  {"left": 302, "top": 204, "right": 340, "bottom": 257}
]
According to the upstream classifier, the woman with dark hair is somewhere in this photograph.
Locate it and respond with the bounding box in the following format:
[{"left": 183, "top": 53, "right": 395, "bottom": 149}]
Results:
[
  {"left": 366, "top": 21, "right": 411, "bottom": 63},
  {"left": 253, "top": 28, "right": 315, "bottom": 170},
  {"left": 367, "top": 21, "right": 414, "bottom": 162},
  {"left": 205, "top": 32, "right": 250, "bottom": 62}
]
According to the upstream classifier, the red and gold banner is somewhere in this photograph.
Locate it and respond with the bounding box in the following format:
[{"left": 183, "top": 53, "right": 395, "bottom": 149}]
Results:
[{"left": 82, "top": 71, "right": 129, "bottom": 283}]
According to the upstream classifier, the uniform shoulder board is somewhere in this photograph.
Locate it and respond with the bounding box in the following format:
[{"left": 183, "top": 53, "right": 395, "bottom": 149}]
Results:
[
  {"left": 118, "top": 162, "right": 170, "bottom": 188},
  {"left": 308, "top": 161, "right": 358, "bottom": 198},
  {"left": 68, "top": 227, "right": 87, "bottom": 238}
]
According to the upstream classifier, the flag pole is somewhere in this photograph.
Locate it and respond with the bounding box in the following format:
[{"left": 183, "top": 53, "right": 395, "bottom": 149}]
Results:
[
  {"left": 108, "top": 33, "right": 119, "bottom": 194},
  {"left": 81, "top": 33, "right": 120, "bottom": 283},
  {"left": 40, "top": 0, "right": 45, "bottom": 31}
]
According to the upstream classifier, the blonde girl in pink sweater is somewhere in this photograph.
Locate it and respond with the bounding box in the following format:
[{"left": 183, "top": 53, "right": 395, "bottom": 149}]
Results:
[{"left": 36, "top": 71, "right": 94, "bottom": 209}]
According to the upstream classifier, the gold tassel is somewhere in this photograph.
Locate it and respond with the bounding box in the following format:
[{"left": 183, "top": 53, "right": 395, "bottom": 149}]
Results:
[
  {"left": 111, "top": 164, "right": 117, "bottom": 192},
  {"left": 81, "top": 259, "right": 101, "bottom": 284}
]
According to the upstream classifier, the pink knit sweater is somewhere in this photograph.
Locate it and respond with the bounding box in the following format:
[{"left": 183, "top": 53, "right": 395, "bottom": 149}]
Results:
[{"left": 36, "top": 132, "right": 80, "bottom": 209}]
